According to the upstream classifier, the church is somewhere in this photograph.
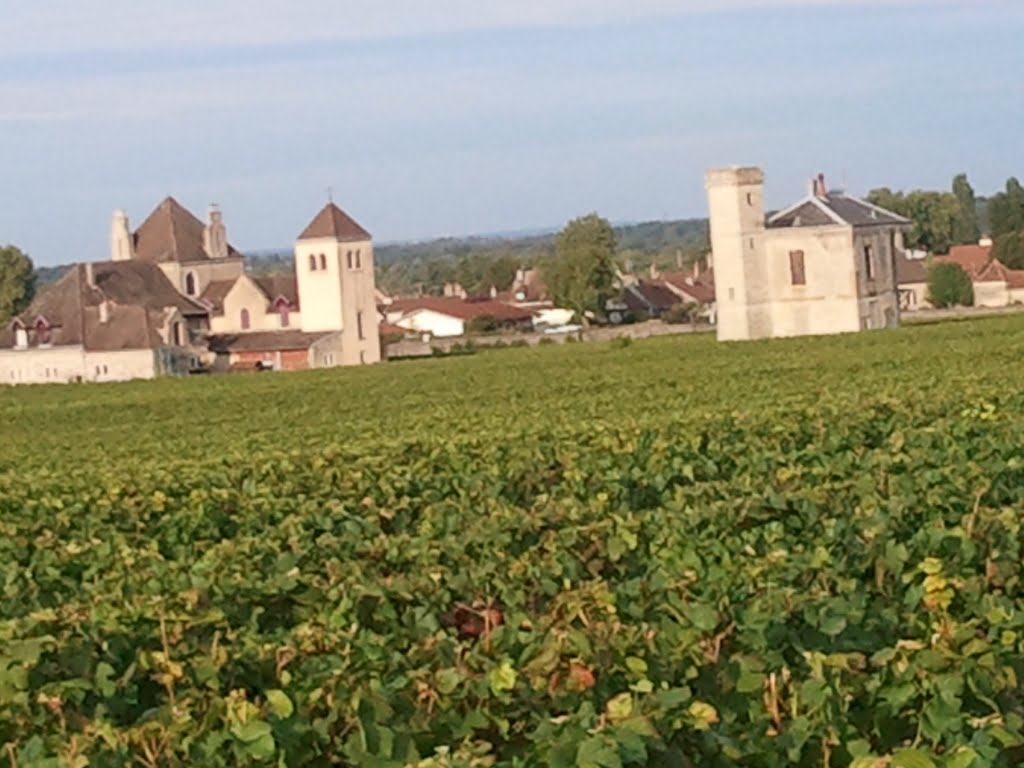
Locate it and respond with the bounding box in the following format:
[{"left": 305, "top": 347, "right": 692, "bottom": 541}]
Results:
[{"left": 0, "top": 198, "right": 381, "bottom": 384}]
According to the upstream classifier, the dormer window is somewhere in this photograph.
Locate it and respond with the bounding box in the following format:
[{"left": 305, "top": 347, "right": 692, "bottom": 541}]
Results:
[
  {"left": 276, "top": 298, "right": 291, "bottom": 328},
  {"left": 35, "top": 318, "right": 52, "bottom": 346}
]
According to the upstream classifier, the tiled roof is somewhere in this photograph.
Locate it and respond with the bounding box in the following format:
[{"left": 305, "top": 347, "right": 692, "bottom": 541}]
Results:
[
  {"left": 661, "top": 272, "right": 716, "bottom": 304},
  {"left": 298, "top": 203, "right": 371, "bottom": 242},
  {"left": 936, "top": 244, "right": 993, "bottom": 279},
  {"left": 388, "top": 297, "right": 535, "bottom": 322},
  {"left": 198, "top": 279, "right": 236, "bottom": 316},
  {"left": 133, "top": 197, "right": 243, "bottom": 264},
  {"left": 768, "top": 193, "right": 910, "bottom": 230},
  {"left": 624, "top": 281, "right": 682, "bottom": 312},
  {"left": 253, "top": 275, "right": 300, "bottom": 309},
  {"left": 1, "top": 261, "right": 207, "bottom": 352},
  {"left": 208, "top": 330, "right": 332, "bottom": 353},
  {"left": 896, "top": 254, "right": 928, "bottom": 284}
]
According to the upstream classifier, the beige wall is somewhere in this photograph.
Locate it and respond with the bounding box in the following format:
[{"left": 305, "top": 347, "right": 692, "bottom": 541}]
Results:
[
  {"left": 294, "top": 237, "right": 381, "bottom": 365},
  {"left": 0, "top": 346, "right": 162, "bottom": 385},
  {"left": 899, "top": 282, "right": 930, "bottom": 311},
  {"left": 210, "top": 275, "right": 303, "bottom": 334},
  {"left": 161, "top": 259, "right": 246, "bottom": 300},
  {"left": 309, "top": 333, "right": 346, "bottom": 368},
  {"left": 974, "top": 281, "right": 1010, "bottom": 308}
]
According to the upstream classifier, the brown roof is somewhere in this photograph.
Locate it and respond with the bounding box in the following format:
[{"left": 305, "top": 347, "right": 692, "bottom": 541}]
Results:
[
  {"left": 198, "top": 279, "right": 236, "bottom": 316},
  {"left": 661, "top": 272, "right": 716, "bottom": 304},
  {"left": 388, "top": 297, "right": 535, "bottom": 322},
  {"left": 133, "top": 197, "right": 244, "bottom": 264},
  {"left": 624, "top": 281, "right": 682, "bottom": 313},
  {"left": 936, "top": 244, "right": 993, "bottom": 279},
  {"left": 208, "top": 330, "right": 332, "bottom": 353},
  {"left": 1, "top": 262, "right": 207, "bottom": 352},
  {"left": 896, "top": 254, "right": 928, "bottom": 284},
  {"left": 298, "top": 203, "right": 371, "bottom": 242},
  {"left": 254, "top": 275, "right": 300, "bottom": 309}
]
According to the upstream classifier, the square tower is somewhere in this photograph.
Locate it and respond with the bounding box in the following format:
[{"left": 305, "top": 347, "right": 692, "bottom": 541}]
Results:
[
  {"left": 706, "top": 167, "right": 769, "bottom": 341},
  {"left": 295, "top": 203, "right": 381, "bottom": 365}
]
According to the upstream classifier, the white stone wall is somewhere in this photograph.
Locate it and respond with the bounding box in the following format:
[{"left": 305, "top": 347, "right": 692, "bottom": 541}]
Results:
[
  {"left": 395, "top": 310, "right": 466, "bottom": 338},
  {"left": 974, "top": 281, "right": 1010, "bottom": 308},
  {"left": 0, "top": 347, "right": 160, "bottom": 385}
]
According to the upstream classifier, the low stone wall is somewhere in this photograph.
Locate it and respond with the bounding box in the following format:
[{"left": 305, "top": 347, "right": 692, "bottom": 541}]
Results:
[
  {"left": 902, "top": 304, "right": 1024, "bottom": 324},
  {"left": 385, "top": 321, "right": 711, "bottom": 359}
]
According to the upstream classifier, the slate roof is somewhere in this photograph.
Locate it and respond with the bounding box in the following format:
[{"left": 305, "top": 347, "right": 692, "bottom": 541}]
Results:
[
  {"left": 198, "top": 280, "right": 236, "bottom": 316},
  {"left": 253, "top": 275, "right": 300, "bottom": 309},
  {"left": 768, "top": 193, "right": 910, "bottom": 230},
  {"left": 208, "top": 330, "right": 332, "bottom": 353},
  {"left": 298, "top": 203, "right": 371, "bottom": 242},
  {"left": 133, "top": 197, "right": 244, "bottom": 264},
  {"left": 624, "top": 281, "right": 682, "bottom": 313},
  {"left": 1, "top": 262, "right": 207, "bottom": 351},
  {"left": 661, "top": 271, "right": 717, "bottom": 304}
]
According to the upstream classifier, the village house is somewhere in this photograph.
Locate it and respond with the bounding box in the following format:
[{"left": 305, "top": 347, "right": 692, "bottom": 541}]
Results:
[
  {"left": 896, "top": 239, "right": 1024, "bottom": 311},
  {"left": 0, "top": 261, "right": 206, "bottom": 384},
  {"left": 1, "top": 198, "right": 382, "bottom": 384},
  {"left": 384, "top": 297, "right": 535, "bottom": 338},
  {"left": 706, "top": 168, "right": 911, "bottom": 341}
]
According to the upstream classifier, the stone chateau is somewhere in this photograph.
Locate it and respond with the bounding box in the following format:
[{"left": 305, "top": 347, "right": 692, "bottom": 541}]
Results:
[{"left": 0, "top": 198, "right": 381, "bottom": 384}]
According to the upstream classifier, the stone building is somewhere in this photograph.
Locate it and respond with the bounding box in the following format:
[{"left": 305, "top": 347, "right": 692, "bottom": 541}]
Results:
[
  {"left": 1, "top": 198, "right": 382, "bottom": 384},
  {"left": 0, "top": 261, "right": 206, "bottom": 384},
  {"left": 706, "top": 167, "right": 911, "bottom": 341}
]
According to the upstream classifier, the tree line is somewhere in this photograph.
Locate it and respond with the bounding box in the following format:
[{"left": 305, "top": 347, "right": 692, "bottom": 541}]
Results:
[{"left": 867, "top": 174, "right": 1024, "bottom": 267}]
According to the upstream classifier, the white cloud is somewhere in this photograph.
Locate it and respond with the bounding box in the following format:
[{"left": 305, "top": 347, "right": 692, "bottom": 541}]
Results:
[{"left": 3, "top": 0, "right": 973, "bottom": 55}]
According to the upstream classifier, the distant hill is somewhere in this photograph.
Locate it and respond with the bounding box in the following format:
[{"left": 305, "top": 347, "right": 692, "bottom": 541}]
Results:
[{"left": 35, "top": 218, "right": 711, "bottom": 293}]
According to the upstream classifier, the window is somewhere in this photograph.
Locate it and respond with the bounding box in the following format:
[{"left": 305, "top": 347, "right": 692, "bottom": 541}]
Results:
[
  {"left": 319, "top": 253, "right": 327, "bottom": 270},
  {"left": 864, "top": 245, "right": 875, "bottom": 280},
  {"left": 356, "top": 311, "right": 365, "bottom": 340},
  {"left": 355, "top": 250, "right": 362, "bottom": 269},
  {"left": 346, "top": 251, "right": 353, "bottom": 269},
  {"left": 746, "top": 192, "right": 753, "bottom": 207},
  {"left": 35, "top": 318, "right": 51, "bottom": 346},
  {"left": 309, "top": 254, "right": 317, "bottom": 271},
  {"left": 184, "top": 272, "right": 198, "bottom": 296},
  {"left": 240, "top": 308, "right": 251, "bottom": 330},
  {"left": 103, "top": 365, "right": 108, "bottom": 375},
  {"left": 278, "top": 300, "right": 290, "bottom": 328},
  {"left": 789, "top": 250, "right": 806, "bottom": 286},
  {"left": 172, "top": 321, "right": 185, "bottom": 346}
]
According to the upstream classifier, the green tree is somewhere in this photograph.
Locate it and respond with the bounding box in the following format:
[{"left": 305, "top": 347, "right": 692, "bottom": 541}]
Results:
[
  {"left": 543, "top": 214, "right": 617, "bottom": 325},
  {"left": 988, "top": 178, "right": 1024, "bottom": 238},
  {"left": 867, "top": 189, "right": 960, "bottom": 254},
  {"left": 951, "top": 174, "right": 981, "bottom": 245},
  {"left": 927, "top": 262, "right": 974, "bottom": 308},
  {"left": 994, "top": 232, "right": 1024, "bottom": 270},
  {"left": 0, "top": 245, "right": 36, "bottom": 323}
]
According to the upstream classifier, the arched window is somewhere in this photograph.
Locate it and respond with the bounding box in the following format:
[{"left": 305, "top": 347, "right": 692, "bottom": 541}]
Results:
[
  {"left": 184, "top": 272, "right": 198, "bottom": 296},
  {"left": 240, "top": 308, "right": 251, "bottom": 330},
  {"left": 319, "top": 253, "right": 327, "bottom": 270},
  {"left": 277, "top": 298, "right": 290, "bottom": 328},
  {"left": 35, "top": 318, "right": 51, "bottom": 346},
  {"left": 309, "top": 254, "right": 317, "bottom": 271}
]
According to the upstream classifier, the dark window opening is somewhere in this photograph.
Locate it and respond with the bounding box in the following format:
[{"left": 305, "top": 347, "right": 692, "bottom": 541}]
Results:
[
  {"left": 789, "top": 250, "right": 806, "bottom": 286},
  {"left": 864, "top": 245, "right": 875, "bottom": 280},
  {"left": 356, "top": 311, "right": 365, "bottom": 340},
  {"left": 319, "top": 253, "right": 327, "bottom": 270},
  {"left": 309, "top": 254, "right": 317, "bottom": 271}
]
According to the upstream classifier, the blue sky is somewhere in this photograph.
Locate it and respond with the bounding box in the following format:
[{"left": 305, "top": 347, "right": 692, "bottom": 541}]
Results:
[{"left": 1, "top": 0, "right": 1021, "bottom": 266}]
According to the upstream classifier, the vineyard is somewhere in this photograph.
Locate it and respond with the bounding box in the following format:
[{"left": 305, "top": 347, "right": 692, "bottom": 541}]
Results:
[{"left": 2, "top": 316, "right": 1024, "bottom": 767}]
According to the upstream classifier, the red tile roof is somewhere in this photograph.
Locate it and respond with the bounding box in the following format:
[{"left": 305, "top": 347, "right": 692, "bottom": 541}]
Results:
[
  {"left": 936, "top": 244, "right": 993, "bottom": 279},
  {"left": 298, "top": 203, "right": 371, "bottom": 242},
  {"left": 661, "top": 272, "right": 716, "bottom": 304}
]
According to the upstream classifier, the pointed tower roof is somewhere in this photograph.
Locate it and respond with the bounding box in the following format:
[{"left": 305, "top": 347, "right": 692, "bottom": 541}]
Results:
[
  {"left": 133, "top": 197, "right": 243, "bottom": 263},
  {"left": 298, "top": 203, "right": 371, "bottom": 242}
]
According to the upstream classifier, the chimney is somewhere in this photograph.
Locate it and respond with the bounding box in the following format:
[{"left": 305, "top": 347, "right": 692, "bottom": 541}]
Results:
[
  {"left": 692, "top": 260, "right": 700, "bottom": 279},
  {"left": 84, "top": 261, "right": 96, "bottom": 289},
  {"left": 489, "top": 285, "right": 497, "bottom": 299},
  {"left": 648, "top": 263, "right": 659, "bottom": 280},
  {"left": 203, "top": 204, "right": 228, "bottom": 260},
  {"left": 814, "top": 173, "right": 828, "bottom": 199},
  {"left": 110, "top": 210, "right": 135, "bottom": 261}
]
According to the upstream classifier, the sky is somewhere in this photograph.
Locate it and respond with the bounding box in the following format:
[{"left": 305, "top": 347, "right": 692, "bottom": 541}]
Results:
[{"left": 1, "top": 0, "right": 1021, "bottom": 266}]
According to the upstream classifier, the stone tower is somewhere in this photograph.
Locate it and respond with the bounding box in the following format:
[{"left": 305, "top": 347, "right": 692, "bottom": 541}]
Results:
[
  {"left": 706, "top": 167, "right": 769, "bottom": 341},
  {"left": 294, "top": 203, "right": 381, "bottom": 365}
]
